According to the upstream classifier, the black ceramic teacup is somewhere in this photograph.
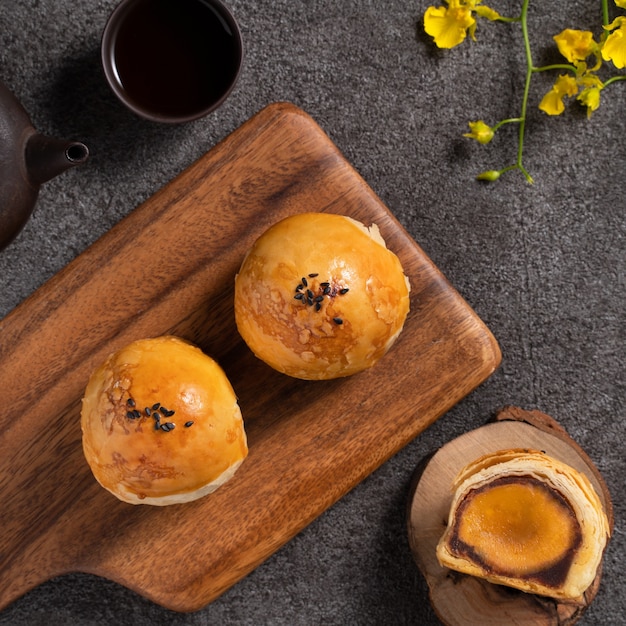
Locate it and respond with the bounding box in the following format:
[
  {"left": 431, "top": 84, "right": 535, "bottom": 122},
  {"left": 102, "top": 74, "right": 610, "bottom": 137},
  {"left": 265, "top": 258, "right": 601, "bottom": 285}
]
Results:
[{"left": 101, "top": 0, "right": 243, "bottom": 123}]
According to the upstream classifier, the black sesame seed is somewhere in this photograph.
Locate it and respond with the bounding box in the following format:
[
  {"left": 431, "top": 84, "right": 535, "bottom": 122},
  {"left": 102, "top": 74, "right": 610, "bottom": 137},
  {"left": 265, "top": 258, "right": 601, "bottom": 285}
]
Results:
[
  {"left": 295, "top": 284, "right": 303, "bottom": 291},
  {"left": 307, "top": 298, "right": 313, "bottom": 306},
  {"left": 320, "top": 282, "right": 329, "bottom": 287},
  {"left": 314, "top": 295, "right": 324, "bottom": 302},
  {"left": 132, "top": 409, "right": 141, "bottom": 419},
  {"left": 145, "top": 407, "right": 151, "bottom": 416},
  {"left": 301, "top": 277, "right": 308, "bottom": 287},
  {"left": 339, "top": 288, "right": 350, "bottom": 295},
  {"left": 294, "top": 293, "right": 304, "bottom": 300},
  {"left": 306, "top": 289, "right": 313, "bottom": 298},
  {"left": 323, "top": 286, "right": 331, "bottom": 295},
  {"left": 154, "top": 422, "right": 161, "bottom": 430},
  {"left": 333, "top": 317, "right": 343, "bottom": 325},
  {"left": 160, "top": 423, "right": 170, "bottom": 431},
  {"left": 152, "top": 403, "right": 160, "bottom": 410},
  {"left": 126, "top": 411, "right": 135, "bottom": 419},
  {"left": 126, "top": 398, "right": 135, "bottom": 407},
  {"left": 185, "top": 421, "right": 194, "bottom": 428},
  {"left": 315, "top": 302, "right": 322, "bottom": 311},
  {"left": 308, "top": 273, "right": 319, "bottom": 278}
]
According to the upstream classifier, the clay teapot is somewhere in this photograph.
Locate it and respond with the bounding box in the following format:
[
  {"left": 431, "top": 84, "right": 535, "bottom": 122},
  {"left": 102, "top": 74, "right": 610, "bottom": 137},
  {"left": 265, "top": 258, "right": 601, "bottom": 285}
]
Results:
[{"left": 0, "top": 79, "right": 89, "bottom": 251}]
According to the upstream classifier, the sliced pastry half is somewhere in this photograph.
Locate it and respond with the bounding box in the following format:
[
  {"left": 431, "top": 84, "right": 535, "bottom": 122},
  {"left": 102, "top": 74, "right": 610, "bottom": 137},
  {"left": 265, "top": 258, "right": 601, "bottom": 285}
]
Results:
[{"left": 436, "top": 449, "right": 610, "bottom": 602}]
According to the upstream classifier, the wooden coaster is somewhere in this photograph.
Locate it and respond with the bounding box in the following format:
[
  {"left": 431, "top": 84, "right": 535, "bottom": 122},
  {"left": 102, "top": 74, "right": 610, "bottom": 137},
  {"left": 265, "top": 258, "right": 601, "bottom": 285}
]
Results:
[{"left": 407, "top": 406, "right": 614, "bottom": 625}]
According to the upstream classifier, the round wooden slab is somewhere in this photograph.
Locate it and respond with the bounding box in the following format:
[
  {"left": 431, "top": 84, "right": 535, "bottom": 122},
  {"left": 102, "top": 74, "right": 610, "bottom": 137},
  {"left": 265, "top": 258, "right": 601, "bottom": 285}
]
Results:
[{"left": 407, "top": 406, "right": 614, "bottom": 626}]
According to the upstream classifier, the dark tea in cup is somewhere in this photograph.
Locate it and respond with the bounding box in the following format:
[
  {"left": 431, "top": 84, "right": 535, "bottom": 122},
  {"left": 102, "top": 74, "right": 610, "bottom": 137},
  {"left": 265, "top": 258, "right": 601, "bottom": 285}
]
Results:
[{"left": 101, "top": 0, "right": 243, "bottom": 123}]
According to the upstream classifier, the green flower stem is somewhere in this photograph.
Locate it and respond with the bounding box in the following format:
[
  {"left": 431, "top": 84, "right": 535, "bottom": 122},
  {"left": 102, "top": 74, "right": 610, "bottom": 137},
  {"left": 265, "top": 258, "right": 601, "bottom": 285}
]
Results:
[
  {"left": 499, "top": 164, "right": 520, "bottom": 176},
  {"left": 533, "top": 64, "right": 578, "bottom": 73},
  {"left": 515, "top": 0, "right": 534, "bottom": 183},
  {"left": 479, "top": 2, "right": 535, "bottom": 183},
  {"left": 492, "top": 117, "right": 523, "bottom": 131},
  {"left": 602, "top": 0, "right": 609, "bottom": 27},
  {"left": 604, "top": 74, "right": 626, "bottom": 86},
  {"left": 491, "top": 0, "right": 578, "bottom": 183}
]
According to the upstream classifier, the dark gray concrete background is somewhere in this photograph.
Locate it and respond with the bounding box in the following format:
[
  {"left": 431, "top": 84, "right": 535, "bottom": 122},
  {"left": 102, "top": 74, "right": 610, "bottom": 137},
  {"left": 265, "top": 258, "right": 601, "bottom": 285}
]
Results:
[{"left": 0, "top": 0, "right": 624, "bottom": 624}]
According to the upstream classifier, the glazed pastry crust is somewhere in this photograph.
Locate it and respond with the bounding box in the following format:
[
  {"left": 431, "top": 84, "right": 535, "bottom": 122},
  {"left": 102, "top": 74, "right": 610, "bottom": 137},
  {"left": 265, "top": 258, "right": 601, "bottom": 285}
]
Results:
[
  {"left": 234, "top": 213, "right": 410, "bottom": 380},
  {"left": 81, "top": 336, "right": 248, "bottom": 505},
  {"left": 436, "top": 449, "right": 610, "bottom": 601}
]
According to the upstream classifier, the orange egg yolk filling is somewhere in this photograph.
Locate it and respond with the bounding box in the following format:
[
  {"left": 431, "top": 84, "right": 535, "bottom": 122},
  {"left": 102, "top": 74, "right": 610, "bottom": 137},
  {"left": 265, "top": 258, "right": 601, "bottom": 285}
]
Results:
[{"left": 453, "top": 477, "right": 580, "bottom": 576}]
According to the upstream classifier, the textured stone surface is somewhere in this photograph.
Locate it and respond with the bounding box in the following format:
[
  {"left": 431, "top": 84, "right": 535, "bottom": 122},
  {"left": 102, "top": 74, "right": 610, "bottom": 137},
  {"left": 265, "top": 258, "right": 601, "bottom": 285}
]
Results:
[{"left": 0, "top": 1, "right": 623, "bottom": 624}]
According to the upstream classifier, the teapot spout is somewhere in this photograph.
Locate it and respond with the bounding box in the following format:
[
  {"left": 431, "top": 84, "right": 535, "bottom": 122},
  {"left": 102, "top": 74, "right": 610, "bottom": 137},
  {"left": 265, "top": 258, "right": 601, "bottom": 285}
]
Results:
[{"left": 25, "top": 133, "right": 89, "bottom": 185}]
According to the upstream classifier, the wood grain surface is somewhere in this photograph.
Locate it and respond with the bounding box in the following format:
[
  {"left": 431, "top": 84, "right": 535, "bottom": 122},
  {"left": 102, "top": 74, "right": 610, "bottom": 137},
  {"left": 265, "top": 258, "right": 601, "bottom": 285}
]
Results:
[
  {"left": 0, "top": 103, "right": 501, "bottom": 612},
  {"left": 407, "top": 406, "right": 614, "bottom": 626}
]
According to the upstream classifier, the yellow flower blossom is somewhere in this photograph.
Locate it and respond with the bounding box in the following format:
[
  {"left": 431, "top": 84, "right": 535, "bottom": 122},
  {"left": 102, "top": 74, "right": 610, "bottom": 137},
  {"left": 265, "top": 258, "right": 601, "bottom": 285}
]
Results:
[
  {"left": 473, "top": 5, "right": 501, "bottom": 21},
  {"left": 464, "top": 120, "right": 494, "bottom": 144},
  {"left": 615, "top": 0, "right": 626, "bottom": 9},
  {"left": 423, "top": 0, "right": 500, "bottom": 49},
  {"left": 576, "top": 73, "right": 603, "bottom": 117},
  {"left": 579, "top": 72, "right": 604, "bottom": 91},
  {"left": 553, "top": 29, "right": 597, "bottom": 62},
  {"left": 602, "top": 17, "right": 626, "bottom": 69},
  {"left": 578, "top": 86, "right": 602, "bottom": 116},
  {"left": 424, "top": 1, "right": 475, "bottom": 48},
  {"left": 539, "top": 74, "right": 578, "bottom": 115}
]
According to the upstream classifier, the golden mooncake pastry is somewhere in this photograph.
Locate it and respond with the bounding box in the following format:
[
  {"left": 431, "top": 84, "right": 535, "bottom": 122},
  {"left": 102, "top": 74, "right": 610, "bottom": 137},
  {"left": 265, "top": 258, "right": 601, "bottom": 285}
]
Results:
[
  {"left": 81, "top": 336, "right": 248, "bottom": 505},
  {"left": 234, "top": 212, "right": 410, "bottom": 380},
  {"left": 436, "top": 449, "right": 610, "bottom": 601}
]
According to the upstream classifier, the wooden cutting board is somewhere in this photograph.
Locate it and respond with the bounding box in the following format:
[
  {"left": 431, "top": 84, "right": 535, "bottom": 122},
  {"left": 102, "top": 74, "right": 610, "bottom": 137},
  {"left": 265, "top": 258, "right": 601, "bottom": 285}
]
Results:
[{"left": 0, "top": 102, "right": 501, "bottom": 612}]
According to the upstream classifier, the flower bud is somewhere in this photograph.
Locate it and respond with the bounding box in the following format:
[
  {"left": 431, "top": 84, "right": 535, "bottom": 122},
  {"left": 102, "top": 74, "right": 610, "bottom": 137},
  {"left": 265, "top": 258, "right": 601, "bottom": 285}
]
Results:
[{"left": 476, "top": 169, "right": 502, "bottom": 182}]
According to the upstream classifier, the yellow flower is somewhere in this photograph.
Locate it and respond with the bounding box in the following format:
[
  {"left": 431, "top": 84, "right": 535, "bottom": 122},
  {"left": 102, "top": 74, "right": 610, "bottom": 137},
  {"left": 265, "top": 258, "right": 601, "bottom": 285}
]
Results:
[
  {"left": 602, "top": 17, "right": 626, "bottom": 69},
  {"left": 553, "top": 29, "right": 597, "bottom": 62},
  {"left": 615, "top": 0, "right": 626, "bottom": 9},
  {"left": 579, "top": 72, "right": 604, "bottom": 90},
  {"left": 423, "top": 0, "right": 500, "bottom": 49},
  {"left": 577, "top": 86, "right": 602, "bottom": 117},
  {"left": 424, "top": 1, "right": 476, "bottom": 48},
  {"left": 539, "top": 74, "right": 578, "bottom": 115},
  {"left": 576, "top": 73, "right": 603, "bottom": 117},
  {"left": 473, "top": 5, "right": 501, "bottom": 21},
  {"left": 464, "top": 120, "right": 494, "bottom": 144}
]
